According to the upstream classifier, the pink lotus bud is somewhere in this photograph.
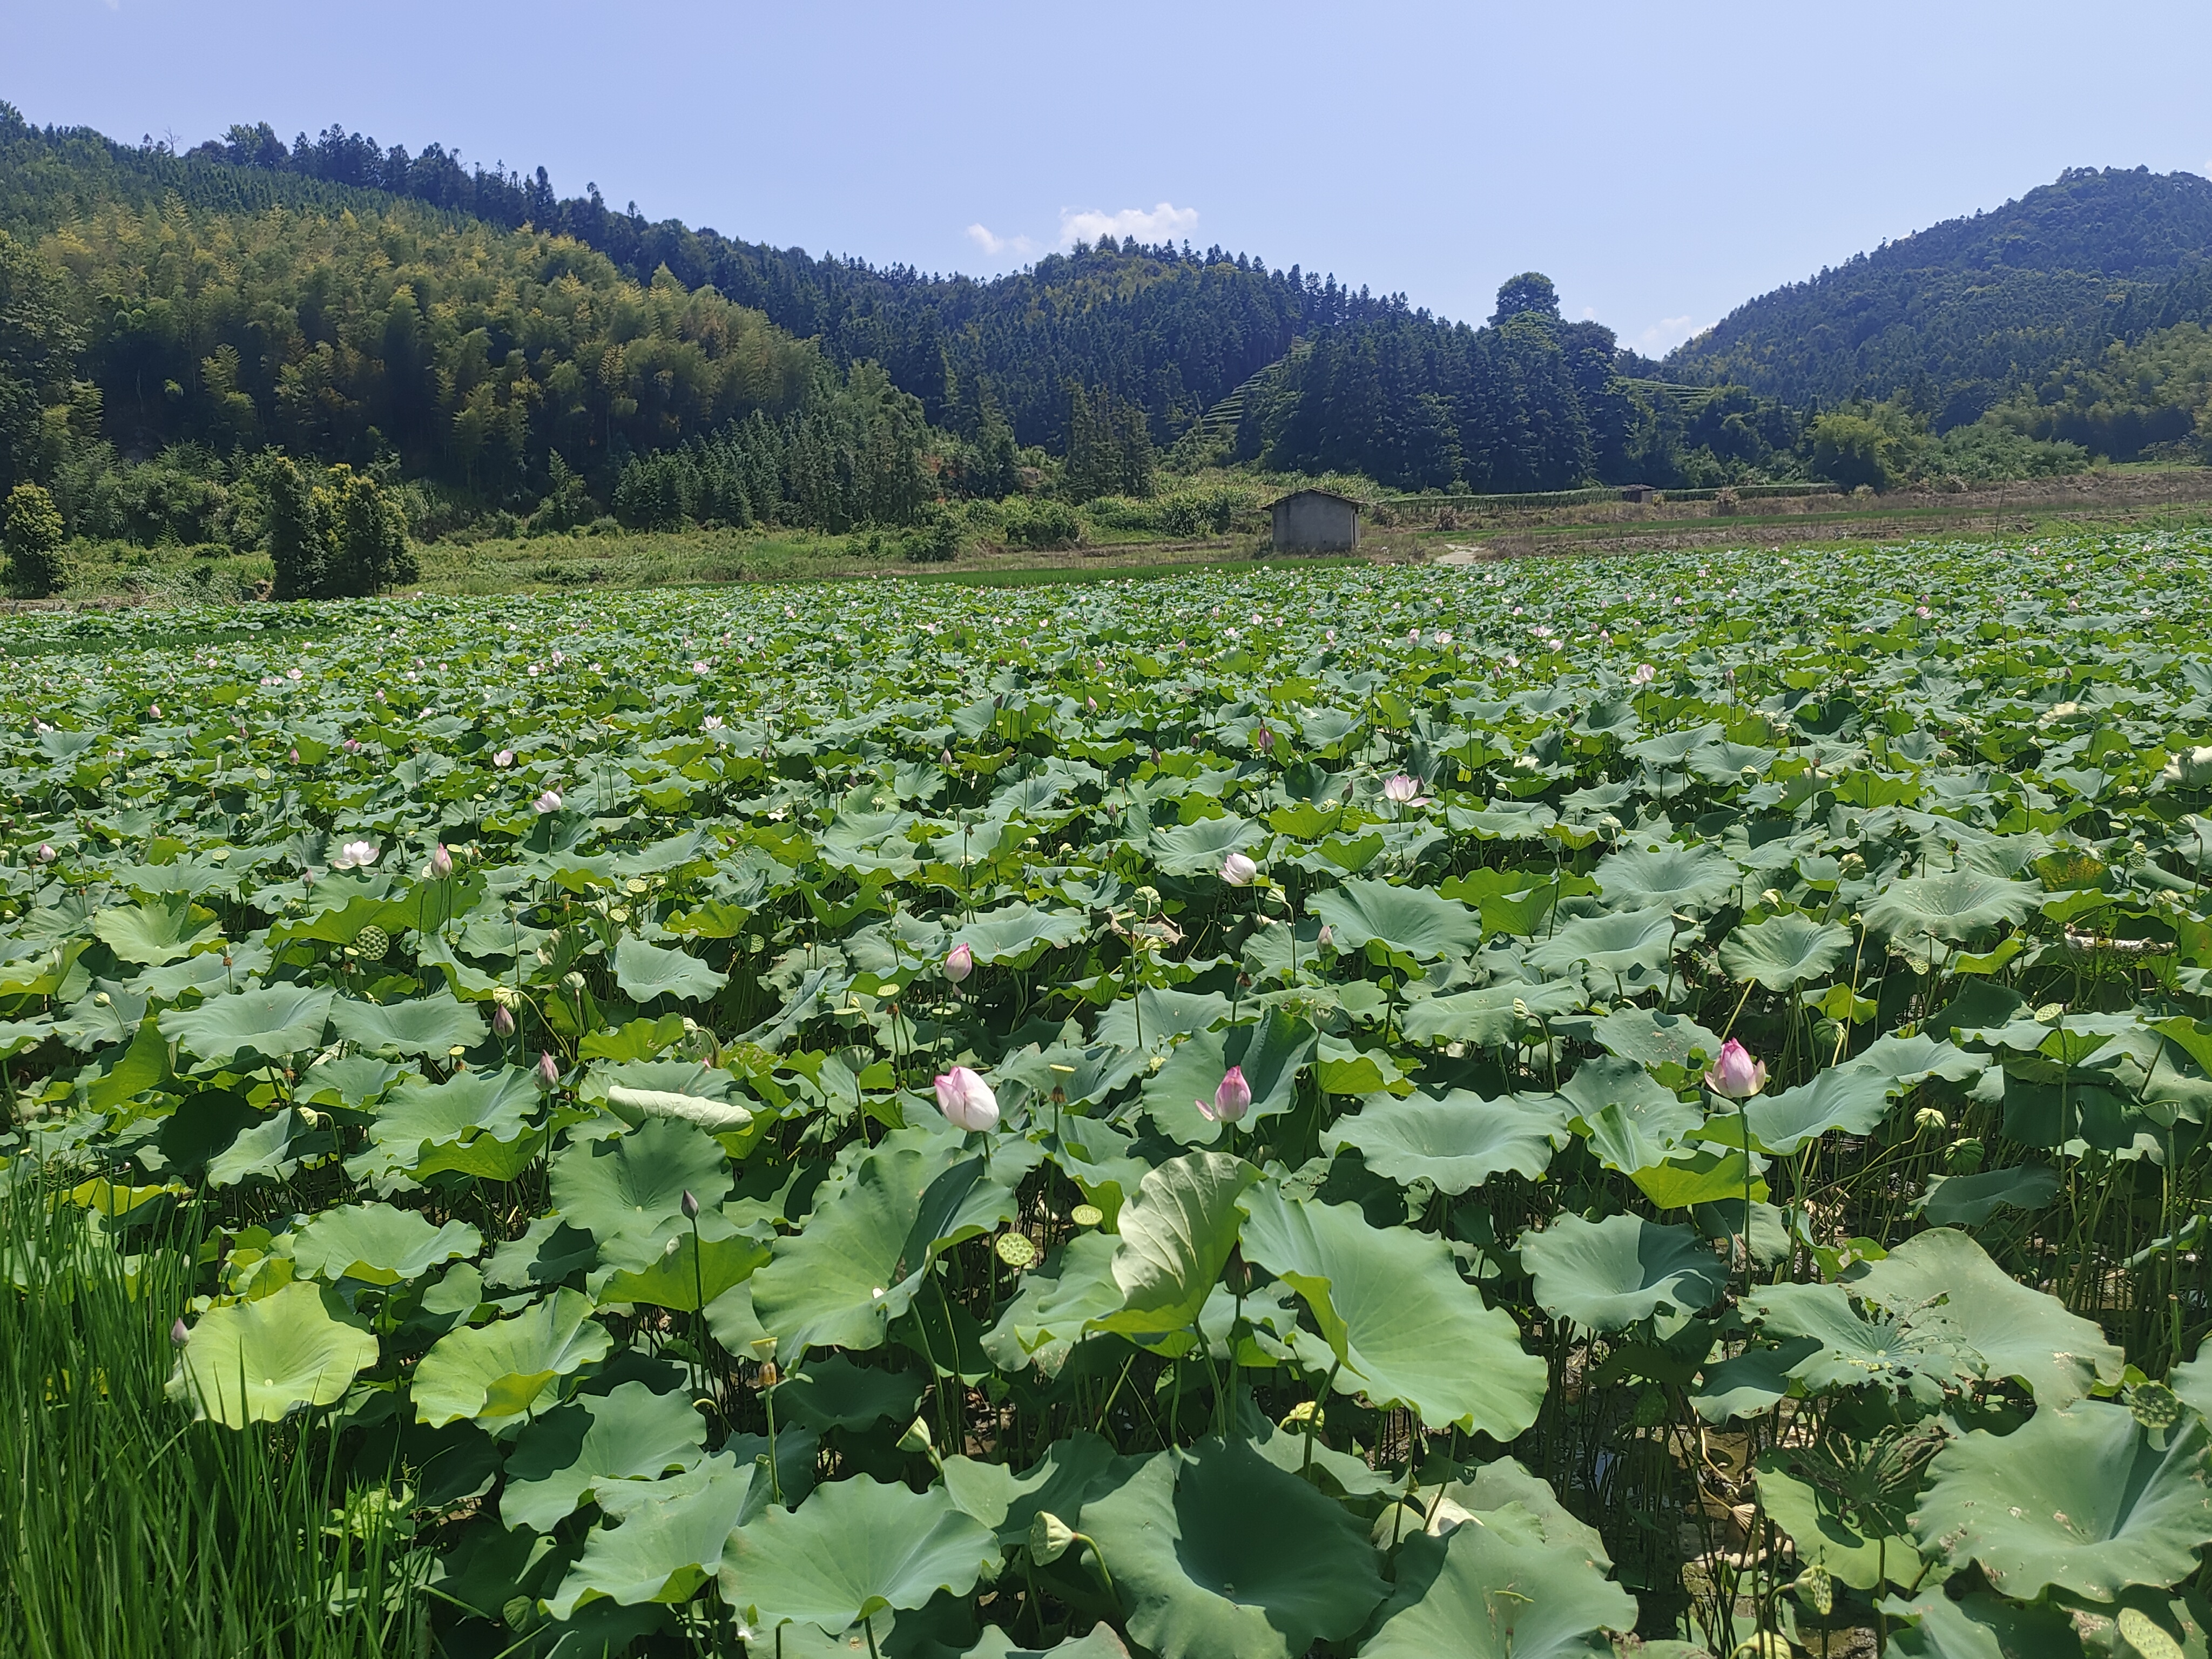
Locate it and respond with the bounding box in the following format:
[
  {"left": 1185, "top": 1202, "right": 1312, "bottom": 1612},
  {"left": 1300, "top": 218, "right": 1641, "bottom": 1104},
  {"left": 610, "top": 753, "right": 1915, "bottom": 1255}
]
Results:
[
  {"left": 343, "top": 738, "right": 362, "bottom": 754},
  {"left": 1318, "top": 924, "right": 1334, "bottom": 948},
  {"left": 681, "top": 1190, "right": 700, "bottom": 1220},
  {"left": 940, "top": 749, "right": 955, "bottom": 767},
  {"left": 171, "top": 1317, "right": 190, "bottom": 1346},
  {"left": 536, "top": 1051, "right": 561, "bottom": 1089},
  {"left": 1704, "top": 1039, "right": 1768, "bottom": 1101},
  {"left": 288, "top": 748, "right": 300, "bottom": 763},
  {"left": 149, "top": 704, "right": 162, "bottom": 718},
  {"left": 35, "top": 844, "right": 55, "bottom": 864},
  {"left": 944, "top": 942, "right": 974, "bottom": 983},
  {"left": 427, "top": 844, "right": 454, "bottom": 879},
  {"left": 494, "top": 750, "right": 514, "bottom": 768},
  {"left": 934, "top": 1066, "right": 1000, "bottom": 1133},
  {"left": 491, "top": 1003, "right": 516, "bottom": 1038},
  {"left": 1255, "top": 726, "right": 1274, "bottom": 752},
  {"left": 1221, "top": 852, "right": 1258, "bottom": 887},
  {"left": 1198, "top": 1065, "right": 1252, "bottom": 1125},
  {"left": 532, "top": 790, "right": 562, "bottom": 814}
]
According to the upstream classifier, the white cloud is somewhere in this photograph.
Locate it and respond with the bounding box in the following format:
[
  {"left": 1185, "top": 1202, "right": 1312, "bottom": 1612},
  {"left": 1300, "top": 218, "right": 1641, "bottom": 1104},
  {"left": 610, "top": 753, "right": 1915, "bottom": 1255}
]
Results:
[
  {"left": 1636, "top": 314, "right": 1702, "bottom": 354},
  {"left": 1056, "top": 201, "right": 1199, "bottom": 248},
  {"left": 966, "top": 223, "right": 1036, "bottom": 259}
]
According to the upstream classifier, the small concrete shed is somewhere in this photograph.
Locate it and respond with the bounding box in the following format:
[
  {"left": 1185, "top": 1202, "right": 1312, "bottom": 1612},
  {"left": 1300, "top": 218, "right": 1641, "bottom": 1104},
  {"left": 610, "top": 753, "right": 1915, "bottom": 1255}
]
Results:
[{"left": 1269, "top": 488, "right": 1361, "bottom": 554}]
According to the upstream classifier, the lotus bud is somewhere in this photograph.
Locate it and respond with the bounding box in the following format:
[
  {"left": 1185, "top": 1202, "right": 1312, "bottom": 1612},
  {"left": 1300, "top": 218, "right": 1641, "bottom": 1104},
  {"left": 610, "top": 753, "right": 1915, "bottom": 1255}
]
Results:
[
  {"left": 943, "top": 942, "right": 974, "bottom": 983},
  {"left": 1255, "top": 726, "right": 1275, "bottom": 752},
  {"left": 494, "top": 749, "right": 514, "bottom": 767},
  {"left": 427, "top": 844, "right": 454, "bottom": 880},
  {"left": 170, "top": 1317, "right": 189, "bottom": 1346},
  {"left": 288, "top": 748, "right": 299, "bottom": 763},
  {"left": 535, "top": 1050, "right": 561, "bottom": 1089},
  {"left": 1317, "top": 923, "right": 1333, "bottom": 948},
  {"left": 1198, "top": 1065, "right": 1252, "bottom": 1125},
  {"left": 1221, "top": 852, "right": 1258, "bottom": 887},
  {"left": 35, "top": 844, "right": 55, "bottom": 864},
  {"left": 1703, "top": 1038, "right": 1768, "bottom": 1100},
  {"left": 1028, "top": 1510, "right": 1077, "bottom": 1566},
  {"left": 492, "top": 1003, "right": 516, "bottom": 1038},
  {"left": 934, "top": 1065, "right": 1000, "bottom": 1133},
  {"left": 532, "top": 790, "right": 562, "bottom": 814},
  {"left": 681, "top": 1190, "right": 700, "bottom": 1220}
]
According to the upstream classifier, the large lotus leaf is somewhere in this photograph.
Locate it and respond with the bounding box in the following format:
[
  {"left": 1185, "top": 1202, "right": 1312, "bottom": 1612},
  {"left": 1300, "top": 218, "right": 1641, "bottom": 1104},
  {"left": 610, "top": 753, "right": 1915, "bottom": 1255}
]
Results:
[
  {"left": 1308, "top": 879, "right": 1482, "bottom": 961},
  {"left": 983, "top": 1232, "right": 1124, "bottom": 1374},
  {"left": 1399, "top": 978, "right": 1582, "bottom": 1047},
  {"left": 592, "top": 1219, "right": 772, "bottom": 1313},
  {"left": 1743, "top": 1059, "right": 1903, "bottom": 1154},
  {"left": 949, "top": 901, "right": 1091, "bottom": 968},
  {"left": 1078, "top": 1438, "right": 1386, "bottom": 1659},
  {"left": 1626, "top": 1145, "right": 1768, "bottom": 1211},
  {"left": 548, "top": 1455, "right": 758, "bottom": 1620},
  {"left": 1581, "top": 1007, "right": 1724, "bottom": 1076},
  {"left": 1433, "top": 1457, "right": 1612, "bottom": 1568},
  {"left": 603, "top": 1084, "right": 754, "bottom": 1136},
  {"left": 959, "top": 1628, "right": 1131, "bottom": 1658},
  {"left": 1751, "top": 1454, "right": 1913, "bottom": 1592},
  {"left": 205, "top": 1108, "right": 319, "bottom": 1188},
  {"left": 1559, "top": 1054, "right": 1695, "bottom": 1127},
  {"left": 1525, "top": 906, "right": 1685, "bottom": 982},
  {"left": 1851, "top": 1229, "right": 2123, "bottom": 1406},
  {"left": 1238, "top": 1185, "right": 1546, "bottom": 1438},
  {"left": 412, "top": 1287, "right": 613, "bottom": 1426},
  {"left": 1092, "top": 1151, "right": 1258, "bottom": 1340},
  {"left": 552, "top": 1117, "right": 734, "bottom": 1267},
  {"left": 1884, "top": 1589, "right": 2088, "bottom": 1659},
  {"left": 501, "top": 1380, "right": 709, "bottom": 1531},
  {"left": 1917, "top": 1164, "right": 2059, "bottom": 1226},
  {"left": 1691, "top": 1339, "right": 1823, "bottom": 1422},
  {"left": 2174, "top": 1351, "right": 2212, "bottom": 1423},
  {"left": 1328, "top": 1089, "right": 1569, "bottom": 1195},
  {"left": 1743, "top": 1281, "right": 1974, "bottom": 1397},
  {"left": 360, "top": 1064, "right": 541, "bottom": 1184},
  {"left": 1519, "top": 1214, "right": 1724, "bottom": 1332},
  {"left": 612, "top": 934, "right": 729, "bottom": 1004},
  {"left": 329, "top": 994, "right": 487, "bottom": 1057},
  {"left": 1864, "top": 870, "right": 2044, "bottom": 945},
  {"left": 1595, "top": 841, "right": 1741, "bottom": 914},
  {"left": 1357, "top": 1509, "right": 1637, "bottom": 1658},
  {"left": 1147, "top": 814, "right": 1269, "bottom": 878},
  {"left": 1719, "top": 912, "right": 1853, "bottom": 989},
  {"left": 1092, "top": 987, "right": 1233, "bottom": 1055},
  {"left": 1912, "top": 1404, "right": 2212, "bottom": 1601},
  {"left": 753, "top": 1138, "right": 1016, "bottom": 1353},
  {"left": 718, "top": 1475, "right": 996, "bottom": 1637},
  {"left": 1140, "top": 1010, "right": 1316, "bottom": 1145},
  {"left": 92, "top": 892, "right": 221, "bottom": 965},
  {"left": 771, "top": 1357, "right": 927, "bottom": 1434},
  {"left": 940, "top": 1431, "right": 1128, "bottom": 1546},
  {"left": 161, "top": 984, "right": 334, "bottom": 1064},
  {"left": 287, "top": 1202, "right": 482, "bottom": 1286},
  {"left": 171, "top": 1280, "right": 380, "bottom": 1427}
]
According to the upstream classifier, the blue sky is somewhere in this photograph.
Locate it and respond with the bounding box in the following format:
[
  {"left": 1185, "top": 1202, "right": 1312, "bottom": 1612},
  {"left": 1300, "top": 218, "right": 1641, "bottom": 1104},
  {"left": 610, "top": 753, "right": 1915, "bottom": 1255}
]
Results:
[{"left": 9, "top": 0, "right": 2212, "bottom": 355}]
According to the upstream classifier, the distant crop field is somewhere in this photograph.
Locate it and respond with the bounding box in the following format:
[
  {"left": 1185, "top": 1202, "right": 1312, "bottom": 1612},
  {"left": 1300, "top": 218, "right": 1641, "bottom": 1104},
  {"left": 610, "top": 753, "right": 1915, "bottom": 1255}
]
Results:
[{"left": 3, "top": 530, "right": 2210, "bottom": 1658}]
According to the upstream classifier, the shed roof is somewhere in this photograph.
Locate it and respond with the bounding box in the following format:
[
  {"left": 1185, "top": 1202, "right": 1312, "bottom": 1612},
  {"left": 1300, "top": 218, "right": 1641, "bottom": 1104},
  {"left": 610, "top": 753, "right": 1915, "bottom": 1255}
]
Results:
[{"left": 1267, "top": 488, "right": 1364, "bottom": 509}]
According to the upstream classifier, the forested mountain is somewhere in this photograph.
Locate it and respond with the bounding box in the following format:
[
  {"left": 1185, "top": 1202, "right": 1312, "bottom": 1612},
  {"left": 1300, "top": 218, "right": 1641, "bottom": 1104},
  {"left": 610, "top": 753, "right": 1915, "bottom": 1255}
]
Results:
[{"left": 1665, "top": 167, "right": 2212, "bottom": 425}]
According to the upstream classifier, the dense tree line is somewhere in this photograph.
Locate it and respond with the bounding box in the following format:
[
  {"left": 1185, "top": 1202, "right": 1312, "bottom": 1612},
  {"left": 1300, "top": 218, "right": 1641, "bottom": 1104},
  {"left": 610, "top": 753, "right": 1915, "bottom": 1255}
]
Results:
[{"left": 1668, "top": 166, "right": 2212, "bottom": 428}]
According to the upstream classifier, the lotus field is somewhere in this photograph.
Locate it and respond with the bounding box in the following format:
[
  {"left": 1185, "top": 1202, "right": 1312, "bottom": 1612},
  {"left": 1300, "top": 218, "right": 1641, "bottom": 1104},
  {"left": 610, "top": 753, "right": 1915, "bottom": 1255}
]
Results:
[{"left": 9, "top": 535, "right": 2212, "bottom": 1659}]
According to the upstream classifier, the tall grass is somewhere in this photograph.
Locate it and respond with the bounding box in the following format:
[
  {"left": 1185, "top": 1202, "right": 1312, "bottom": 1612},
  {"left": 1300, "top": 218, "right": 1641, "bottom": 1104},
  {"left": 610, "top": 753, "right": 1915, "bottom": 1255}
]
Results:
[{"left": 0, "top": 1180, "right": 424, "bottom": 1659}]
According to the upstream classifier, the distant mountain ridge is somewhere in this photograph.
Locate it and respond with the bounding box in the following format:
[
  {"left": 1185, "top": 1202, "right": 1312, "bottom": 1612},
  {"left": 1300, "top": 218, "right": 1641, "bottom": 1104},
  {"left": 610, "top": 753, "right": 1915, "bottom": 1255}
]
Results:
[{"left": 1664, "top": 166, "right": 2212, "bottom": 422}]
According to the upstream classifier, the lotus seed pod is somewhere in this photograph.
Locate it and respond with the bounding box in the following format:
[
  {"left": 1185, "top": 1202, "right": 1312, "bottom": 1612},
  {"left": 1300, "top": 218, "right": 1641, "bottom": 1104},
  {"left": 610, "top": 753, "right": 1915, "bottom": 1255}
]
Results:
[
  {"left": 1027, "top": 1511, "right": 1076, "bottom": 1566},
  {"left": 352, "top": 925, "right": 390, "bottom": 962}
]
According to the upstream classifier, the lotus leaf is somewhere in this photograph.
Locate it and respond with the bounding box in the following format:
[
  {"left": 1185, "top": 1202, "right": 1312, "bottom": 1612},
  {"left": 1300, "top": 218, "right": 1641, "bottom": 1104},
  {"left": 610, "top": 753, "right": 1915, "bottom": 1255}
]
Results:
[{"left": 172, "top": 1280, "right": 380, "bottom": 1427}]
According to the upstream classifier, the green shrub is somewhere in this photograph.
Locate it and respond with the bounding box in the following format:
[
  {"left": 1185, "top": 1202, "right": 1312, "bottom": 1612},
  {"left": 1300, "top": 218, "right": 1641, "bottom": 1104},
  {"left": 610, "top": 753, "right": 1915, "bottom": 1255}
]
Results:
[
  {"left": 264, "top": 458, "right": 417, "bottom": 599},
  {"left": 2, "top": 482, "right": 67, "bottom": 597},
  {"left": 1000, "top": 497, "right": 1082, "bottom": 549}
]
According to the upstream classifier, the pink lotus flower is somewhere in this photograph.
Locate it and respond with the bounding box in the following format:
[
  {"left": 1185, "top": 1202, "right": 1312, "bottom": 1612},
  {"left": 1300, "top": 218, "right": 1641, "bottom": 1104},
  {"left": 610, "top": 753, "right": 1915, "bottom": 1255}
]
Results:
[
  {"left": 330, "top": 840, "right": 380, "bottom": 871},
  {"left": 532, "top": 790, "right": 562, "bottom": 814},
  {"left": 1704, "top": 1039, "right": 1768, "bottom": 1100},
  {"left": 536, "top": 1051, "right": 561, "bottom": 1089},
  {"left": 944, "top": 942, "right": 974, "bottom": 983},
  {"left": 934, "top": 1066, "right": 1000, "bottom": 1132},
  {"left": 1198, "top": 1065, "right": 1252, "bottom": 1124},
  {"left": 1383, "top": 773, "right": 1427, "bottom": 806},
  {"left": 1221, "top": 852, "right": 1259, "bottom": 887},
  {"left": 1633, "top": 663, "right": 1656, "bottom": 686},
  {"left": 494, "top": 750, "right": 514, "bottom": 768}
]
